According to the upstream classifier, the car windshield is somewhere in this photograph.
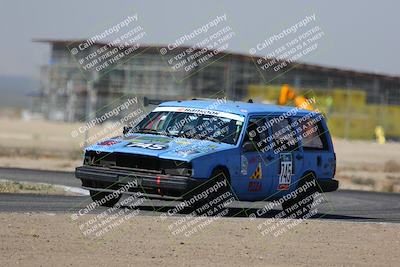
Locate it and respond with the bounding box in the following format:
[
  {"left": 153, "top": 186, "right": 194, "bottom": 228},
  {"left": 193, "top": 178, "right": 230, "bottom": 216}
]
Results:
[{"left": 131, "top": 108, "right": 244, "bottom": 145}]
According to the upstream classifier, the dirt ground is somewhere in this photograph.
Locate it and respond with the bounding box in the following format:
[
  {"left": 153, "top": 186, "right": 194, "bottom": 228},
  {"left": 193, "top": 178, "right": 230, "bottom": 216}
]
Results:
[
  {"left": 333, "top": 139, "right": 400, "bottom": 192},
  {"left": 0, "top": 118, "right": 400, "bottom": 192},
  {"left": 0, "top": 213, "right": 398, "bottom": 266}
]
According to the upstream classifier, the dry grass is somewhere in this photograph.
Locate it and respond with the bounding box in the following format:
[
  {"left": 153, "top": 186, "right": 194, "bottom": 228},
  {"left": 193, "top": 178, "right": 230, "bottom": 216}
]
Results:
[
  {"left": 384, "top": 160, "right": 400, "bottom": 173},
  {"left": 0, "top": 180, "right": 63, "bottom": 195}
]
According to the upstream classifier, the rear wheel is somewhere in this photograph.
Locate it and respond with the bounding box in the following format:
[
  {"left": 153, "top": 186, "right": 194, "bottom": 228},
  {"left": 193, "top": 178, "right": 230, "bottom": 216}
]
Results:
[
  {"left": 282, "top": 173, "right": 317, "bottom": 218},
  {"left": 89, "top": 190, "right": 121, "bottom": 207}
]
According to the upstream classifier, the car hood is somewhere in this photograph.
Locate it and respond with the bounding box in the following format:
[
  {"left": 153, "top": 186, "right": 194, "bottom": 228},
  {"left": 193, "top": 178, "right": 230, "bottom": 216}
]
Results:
[{"left": 86, "top": 133, "right": 235, "bottom": 161}]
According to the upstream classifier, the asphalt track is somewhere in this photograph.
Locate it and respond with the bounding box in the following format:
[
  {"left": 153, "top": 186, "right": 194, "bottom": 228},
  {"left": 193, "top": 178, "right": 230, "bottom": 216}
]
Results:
[{"left": 1, "top": 167, "right": 400, "bottom": 223}]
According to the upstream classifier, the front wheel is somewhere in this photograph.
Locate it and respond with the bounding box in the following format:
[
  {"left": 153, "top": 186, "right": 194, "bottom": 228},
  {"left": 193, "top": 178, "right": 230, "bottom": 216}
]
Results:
[
  {"left": 188, "top": 168, "right": 233, "bottom": 215},
  {"left": 89, "top": 190, "right": 121, "bottom": 207}
]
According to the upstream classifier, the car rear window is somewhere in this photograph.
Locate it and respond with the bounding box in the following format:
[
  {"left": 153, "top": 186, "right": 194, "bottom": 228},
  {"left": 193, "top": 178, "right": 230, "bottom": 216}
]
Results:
[{"left": 297, "top": 117, "right": 329, "bottom": 150}]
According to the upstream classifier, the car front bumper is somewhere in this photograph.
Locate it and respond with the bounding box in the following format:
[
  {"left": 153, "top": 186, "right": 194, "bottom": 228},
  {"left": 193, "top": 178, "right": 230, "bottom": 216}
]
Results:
[{"left": 75, "top": 165, "right": 203, "bottom": 197}]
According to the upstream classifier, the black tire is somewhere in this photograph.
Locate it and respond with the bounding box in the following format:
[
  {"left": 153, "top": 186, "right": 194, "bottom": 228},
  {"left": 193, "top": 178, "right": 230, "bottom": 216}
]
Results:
[
  {"left": 205, "top": 168, "right": 232, "bottom": 214},
  {"left": 282, "top": 173, "right": 317, "bottom": 218},
  {"left": 189, "top": 168, "right": 232, "bottom": 215},
  {"left": 89, "top": 190, "right": 121, "bottom": 207},
  {"left": 208, "top": 168, "right": 231, "bottom": 197}
]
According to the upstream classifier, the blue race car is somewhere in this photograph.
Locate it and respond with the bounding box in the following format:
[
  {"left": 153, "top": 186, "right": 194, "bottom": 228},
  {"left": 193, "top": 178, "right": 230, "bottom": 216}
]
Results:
[{"left": 75, "top": 99, "right": 338, "bottom": 211}]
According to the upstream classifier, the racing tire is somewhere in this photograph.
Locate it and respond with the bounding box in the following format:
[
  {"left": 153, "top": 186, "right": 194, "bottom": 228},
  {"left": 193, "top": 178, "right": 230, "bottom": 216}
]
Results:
[
  {"left": 282, "top": 173, "right": 317, "bottom": 219},
  {"left": 89, "top": 190, "right": 121, "bottom": 207},
  {"left": 209, "top": 168, "right": 233, "bottom": 200},
  {"left": 188, "top": 168, "right": 232, "bottom": 216}
]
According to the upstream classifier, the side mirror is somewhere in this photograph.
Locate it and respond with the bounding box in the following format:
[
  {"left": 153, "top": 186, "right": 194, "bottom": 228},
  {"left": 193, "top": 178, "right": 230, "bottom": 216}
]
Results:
[
  {"left": 242, "top": 141, "right": 255, "bottom": 152},
  {"left": 123, "top": 126, "right": 132, "bottom": 135}
]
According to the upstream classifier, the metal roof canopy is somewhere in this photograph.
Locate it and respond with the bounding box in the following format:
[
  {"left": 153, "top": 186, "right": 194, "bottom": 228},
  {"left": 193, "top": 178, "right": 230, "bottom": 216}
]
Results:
[{"left": 32, "top": 38, "right": 400, "bottom": 82}]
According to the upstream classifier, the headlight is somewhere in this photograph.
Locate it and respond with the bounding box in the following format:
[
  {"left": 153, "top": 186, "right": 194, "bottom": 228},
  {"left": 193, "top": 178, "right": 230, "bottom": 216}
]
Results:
[
  {"left": 165, "top": 168, "right": 193, "bottom": 176},
  {"left": 161, "top": 160, "right": 192, "bottom": 177}
]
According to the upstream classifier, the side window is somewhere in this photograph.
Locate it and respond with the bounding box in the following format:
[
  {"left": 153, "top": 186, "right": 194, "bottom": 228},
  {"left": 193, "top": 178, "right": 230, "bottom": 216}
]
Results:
[
  {"left": 269, "top": 117, "right": 298, "bottom": 152},
  {"left": 243, "top": 116, "right": 269, "bottom": 152},
  {"left": 298, "top": 118, "right": 329, "bottom": 150},
  {"left": 141, "top": 112, "right": 168, "bottom": 130}
]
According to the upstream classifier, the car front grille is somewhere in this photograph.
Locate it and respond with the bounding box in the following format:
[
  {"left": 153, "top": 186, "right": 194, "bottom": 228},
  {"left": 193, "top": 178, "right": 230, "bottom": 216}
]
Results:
[{"left": 84, "top": 151, "right": 191, "bottom": 176}]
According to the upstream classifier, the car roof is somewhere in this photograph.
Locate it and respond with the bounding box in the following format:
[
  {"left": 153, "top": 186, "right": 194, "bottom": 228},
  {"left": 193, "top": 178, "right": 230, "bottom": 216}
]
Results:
[{"left": 159, "top": 99, "right": 314, "bottom": 117}]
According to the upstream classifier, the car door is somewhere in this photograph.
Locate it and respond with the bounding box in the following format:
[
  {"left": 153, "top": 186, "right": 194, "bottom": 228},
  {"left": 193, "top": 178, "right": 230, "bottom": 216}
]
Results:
[
  {"left": 297, "top": 115, "right": 335, "bottom": 180},
  {"left": 266, "top": 116, "right": 304, "bottom": 197},
  {"left": 239, "top": 115, "right": 277, "bottom": 200}
]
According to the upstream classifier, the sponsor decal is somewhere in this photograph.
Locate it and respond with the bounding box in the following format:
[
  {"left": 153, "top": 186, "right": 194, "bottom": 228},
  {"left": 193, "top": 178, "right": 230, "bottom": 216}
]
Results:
[
  {"left": 241, "top": 155, "right": 248, "bottom": 175},
  {"left": 278, "top": 153, "right": 293, "bottom": 190},
  {"left": 175, "top": 148, "right": 201, "bottom": 156},
  {"left": 174, "top": 144, "right": 218, "bottom": 156},
  {"left": 248, "top": 181, "right": 262, "bottom": 192},
  {"left": 126, "top": 135, "right": 171, "bottom": 144},
  {"left": 126, "top": 142, "right": 168, "bottom": 150},
  {"left": 98, "top": 140, "right": 120, "bottom": 146},
  {"left": 250, "top": 162, "right": 263, "bottom": 179},
  {"left": 207, "top": 144, "right": 218, "bottom": 149},
  {"left": 174, "top": 139, "right": 193, "bottom": 146},
  {"left": 153, "top": 106, "right": 245, "bottom": 122}
]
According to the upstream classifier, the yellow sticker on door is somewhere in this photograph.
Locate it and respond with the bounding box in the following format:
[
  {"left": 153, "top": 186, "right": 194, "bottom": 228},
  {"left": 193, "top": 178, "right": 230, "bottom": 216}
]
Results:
[{"left": 250, "top": 163, "right": 262, "bottom": 179}]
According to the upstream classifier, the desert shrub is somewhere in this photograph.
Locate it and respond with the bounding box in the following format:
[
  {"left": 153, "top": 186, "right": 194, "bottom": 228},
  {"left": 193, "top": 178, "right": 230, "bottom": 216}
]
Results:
[{"left": 384, "top": 160, "right": 400, "bottom": 173}]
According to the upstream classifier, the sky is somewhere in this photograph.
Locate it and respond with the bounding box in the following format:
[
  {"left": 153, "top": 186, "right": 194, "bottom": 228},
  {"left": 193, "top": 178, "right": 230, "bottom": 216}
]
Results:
[{"left": 0, "top": 0, "right": 399, "bottom": 79}]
